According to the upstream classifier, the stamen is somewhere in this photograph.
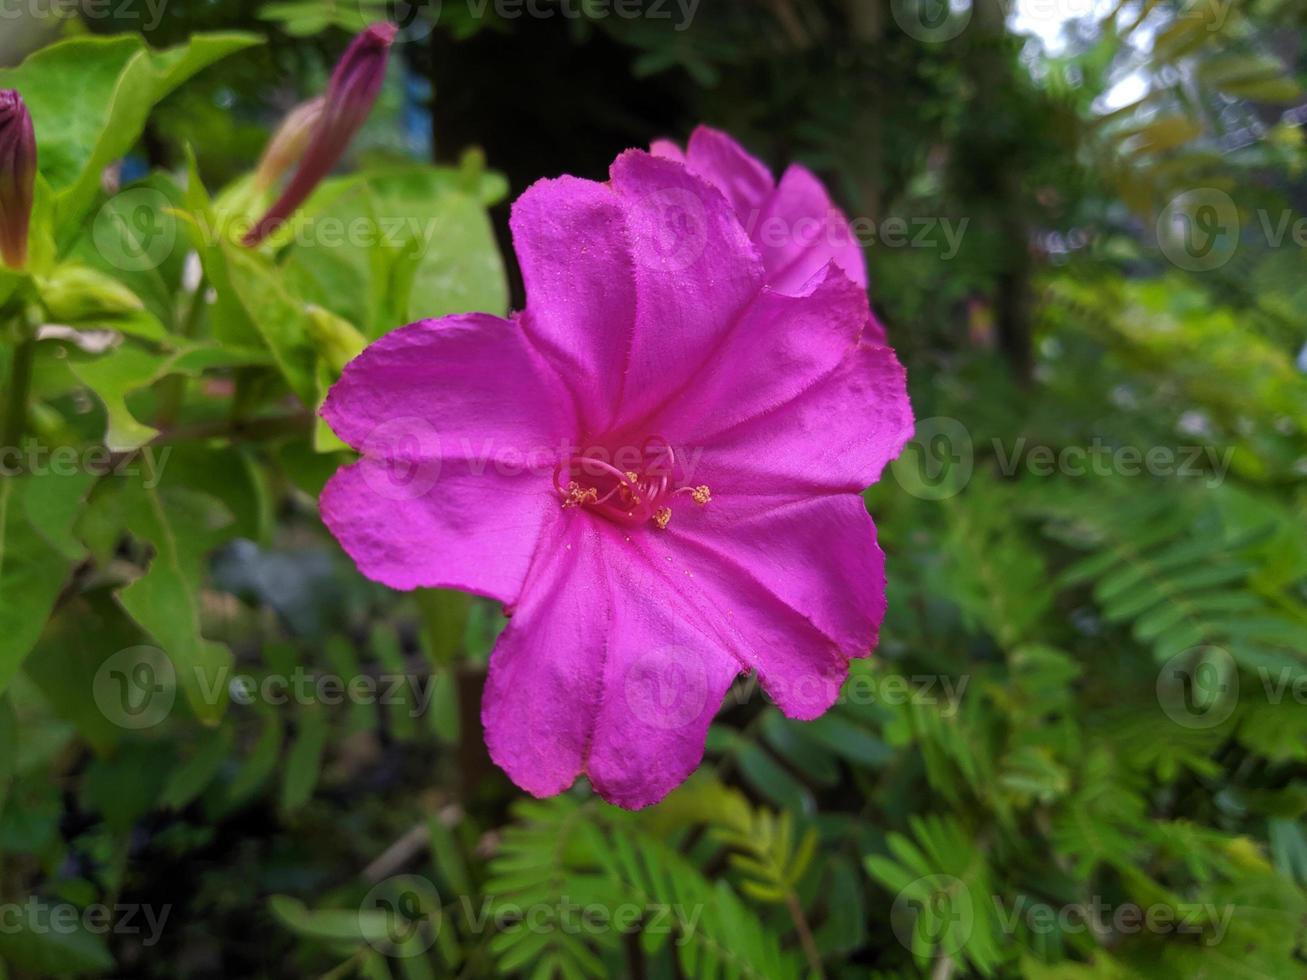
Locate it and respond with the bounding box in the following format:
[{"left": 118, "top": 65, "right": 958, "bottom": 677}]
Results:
[
  {"left": 553, "top": 437, "right": 707, "bottom": 530},
  {"left": 560, "top": 481, "right": 598, "bottom": 508},
  {"left": 675, "top": 484, "right": 712, "bottom": 506}
]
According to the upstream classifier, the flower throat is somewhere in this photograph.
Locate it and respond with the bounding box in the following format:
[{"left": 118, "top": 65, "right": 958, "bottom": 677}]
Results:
[{"left": 553, "top": 436, "right": 710, "bottom": 529}]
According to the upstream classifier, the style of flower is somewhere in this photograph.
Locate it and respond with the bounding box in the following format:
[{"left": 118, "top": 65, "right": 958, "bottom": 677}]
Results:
[
  {"left": 242, "top": 24, "right": 396, "bottom": 246},
  {"left": 0, "top": 89, "right": 36, "bottom": 270},
  {"left": 320, "top": 148, "right": 913, "bottom": 809}
]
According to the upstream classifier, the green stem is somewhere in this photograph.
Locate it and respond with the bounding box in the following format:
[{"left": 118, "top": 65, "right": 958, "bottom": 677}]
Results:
[
  {"left": 156, "top": 274, "right": 208, "bottom": 427},
  {"left": 2, "top": 333, "right": 35, "bottom": 452}
]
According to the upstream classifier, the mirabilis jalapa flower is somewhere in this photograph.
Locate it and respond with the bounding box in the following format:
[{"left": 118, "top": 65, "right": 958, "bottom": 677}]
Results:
[
  {"left": 321, "top": 148, "right": 913, "bottom": 809},
  {"left": 0, "top": 89, "right": 36, "bottom": 270},
  {"left": 243, "top": 24, "right": 396, "bottom": 246}
]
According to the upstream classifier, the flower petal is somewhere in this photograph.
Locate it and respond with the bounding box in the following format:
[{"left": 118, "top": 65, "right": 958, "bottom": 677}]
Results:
[
  {"left": 695, "top": 341, "right": 912, "bottom": 495},
  {"left": 321, "top": 313, "right": 571, "bottom": 457},
  {"left": 649, "top": 138, "right": 686, "bottom": 163},
  {"left": 605, "top": 149, "right": 765, "bottom": 427},
  {"left": 638, "top": 494, "right": 888, "bottom": 718},
  {"left": 510, "top": 153, "right": 765, "bottom": 435},
  {"left": 509, "top": 176, "right": 637, "bottom": 434},
  {"left": 643, "top": 267, "right": 911, "bottom": 493},
  {"left": 319, "top": 313, "right": 570, "bottom": 600},
  {"left": 682, "top": 125, "right": 774, "bottom": 222},
  {"left": 756, "top": 163, "right": 867, "bottom": 292},
  {"left": 320, "top": 458, "right": 555, "bottom": 599},
  {"left": 483, "top": 517, "right": 740, "bottom": 809}
]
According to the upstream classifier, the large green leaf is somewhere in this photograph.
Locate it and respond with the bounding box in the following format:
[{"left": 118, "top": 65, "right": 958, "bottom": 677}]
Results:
[
  {"left": 0, "top": 472, "right": 90, "bottom": 697},
  {"left": 220, "top": 244, "right": 319, "bottom": 407},
  {"left": 0, "top": 33, "right": 260, "bottom": 237},
  {"left": 69, "top": 173, "right": 189, "bottom": 329},
  {"left": 68, "top": 341, "right": 272, "bottom": 451},
  {"left": 281, "top": 166, "right": 509, "bottom": 339},
  {"left": 24, "top": 591, "right": 147, "bottom": 756},
  {"left": 0, "top": 696, "right": 14, "bottom": 818},
  {"left": 84, "top": 475, "right": 236, "bottom": 726}
]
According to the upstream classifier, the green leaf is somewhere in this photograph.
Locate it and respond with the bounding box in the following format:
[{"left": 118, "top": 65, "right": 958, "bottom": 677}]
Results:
[
  {"left": 281, "top": 167, "right": 509, "bottom": 339},
  {"left": 371, "top": 623, "right": 418, "bottom": 740},
  {"left": 0, "top": 913, "right": 113, "bottom": 977},
  {"left": 81, "top": 740, "right": 173, "bottom": 832},
  {"left": 812, "top": 857, "right": 866, "bottom": 955},
  {"left": 0, "top": 696, "right": 14, "bottom": 818},
  {"left": 24, "top": 592, "right": 146, "bottom": 756},
  {"left": 269, "top": 894, "right": 384, "bottom": 944},
  {"left": 429, "top": 816, "right": 471, "bottom": 898},
  {"left": 176, "top": 149, "right": 264, "bottom": 349},
  {"left": 67, "top": 344, "right": 167, "bottom": 451},
  {"left": 224, "top": 710, "right": 283, "bottom": 808},
  {"left": 220, "top": 243, "right": 319, "bottom": 406},
  {"left": 160, "top": 725, "right": 234, "bottom": 810},
  {"left": 281, "top": 703, "right": 329, "bottom": 814},
  {"left": 737, "top": 742, "right": 814, "bottom": 814},
  {"left": 69, "top": 173, "right": 189, "bottom": 329},
  {"left": 107, "top": 477, "right": 236, "bottom": 725},
  {"left": 0, "top": 475, "right": 78, "bottom": 697},
  {"left": 0, "top": 33, "right": 261, "bottom": 237}
]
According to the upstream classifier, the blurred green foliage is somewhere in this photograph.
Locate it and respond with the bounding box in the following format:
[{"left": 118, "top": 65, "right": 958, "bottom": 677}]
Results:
[{"left": 0, "top": 1, "right": 1305, "bottom": 977}]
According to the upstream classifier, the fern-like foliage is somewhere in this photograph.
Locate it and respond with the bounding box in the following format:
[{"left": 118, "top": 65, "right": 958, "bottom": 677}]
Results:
[
  {"left": 864, "top": 814, "right": 1004, "bottom": 977},
  {"left": 482, "top": 794, "right": 800, "bottom": 979}
]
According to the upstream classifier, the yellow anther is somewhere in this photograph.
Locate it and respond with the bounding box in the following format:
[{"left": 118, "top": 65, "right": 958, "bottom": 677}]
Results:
[
  {"left": 691, "top": 485, "right": 712, "bottom": 506},
  {"left": 561, "top": 481, "right": 597, "bottom": 508},
  {"left": 653, "top": 507, "right": 672, "bottom": 529}
]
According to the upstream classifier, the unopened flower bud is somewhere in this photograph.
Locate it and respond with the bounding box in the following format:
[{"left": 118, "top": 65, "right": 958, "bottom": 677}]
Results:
[
  {"left": 253, "top": 95, "right": 326, "bottom": 192},
  {"left": 41, "top": 263, "right": 144, "bottom": 321},
  {"left": 243, "top": 24, "right": 397, "bottom": 246},
  {"left": 0, "top": 90, "right": 36, "bottom": 270}
]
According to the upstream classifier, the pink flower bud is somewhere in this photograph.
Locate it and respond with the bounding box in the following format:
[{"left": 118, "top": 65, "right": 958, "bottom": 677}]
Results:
[
  {"left": 0, "top": 90, "right": 36, "bottom": 270},
  {"left": 243, "top": 24, "right": 397, "bottom": 246},
  {"left": 253, "top": 95, "right": 326, "bottom": 192}
]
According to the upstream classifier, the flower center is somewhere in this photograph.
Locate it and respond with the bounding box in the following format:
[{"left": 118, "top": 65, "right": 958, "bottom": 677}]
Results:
[{"left": 552, "top": 435, "right": 710, "bottom": 529}]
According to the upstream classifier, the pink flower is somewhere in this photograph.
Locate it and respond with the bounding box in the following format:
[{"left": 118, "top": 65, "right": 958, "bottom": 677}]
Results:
[
  {"left": 653, "top": 126, "right": 872, "bottom": 302},
  {"left": 242, "top": 24, "right": 396, "bottom": 246},
  {"left": 320, "top": 150, "right": 913, "bottom": 809}
]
